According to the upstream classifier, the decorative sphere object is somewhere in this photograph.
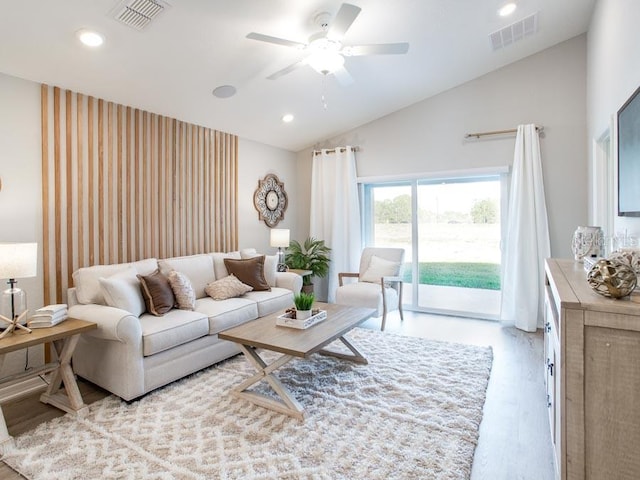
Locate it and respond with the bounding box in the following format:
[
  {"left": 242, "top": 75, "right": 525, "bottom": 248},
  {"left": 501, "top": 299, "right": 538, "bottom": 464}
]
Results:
[
  {"left": 587, "top": 259, "right": 637, "bottom": 298},
  {"left": 608, "top": 249, "right": 640, "bottom": 276}
]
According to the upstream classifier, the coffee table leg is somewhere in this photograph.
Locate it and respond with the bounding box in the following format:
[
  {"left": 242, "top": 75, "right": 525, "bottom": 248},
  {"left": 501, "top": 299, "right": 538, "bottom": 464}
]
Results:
[
  {"left": 318, "top": 335, "right": 368, "bottom": 365},
  {"left": 233, "top": 344, "right": 304, "bottom": 420}
]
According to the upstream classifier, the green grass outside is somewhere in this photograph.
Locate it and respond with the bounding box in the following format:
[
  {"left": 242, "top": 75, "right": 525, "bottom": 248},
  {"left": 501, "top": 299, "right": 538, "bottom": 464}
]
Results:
[{"left": 402, "top": 262, "right": 501, "bottom": 290}]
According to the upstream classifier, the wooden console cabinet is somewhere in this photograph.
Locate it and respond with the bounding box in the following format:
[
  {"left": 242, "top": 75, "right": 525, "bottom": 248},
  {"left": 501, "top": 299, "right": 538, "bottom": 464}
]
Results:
[{"left": 544, "top": 259, "right": 640, "bottom": 480}]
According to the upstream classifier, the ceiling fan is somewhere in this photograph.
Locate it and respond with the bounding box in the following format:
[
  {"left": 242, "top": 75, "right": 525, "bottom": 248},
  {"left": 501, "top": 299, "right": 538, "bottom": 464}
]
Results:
[{"left": 246, "top": 3, "right": 409, "bottom": 85}]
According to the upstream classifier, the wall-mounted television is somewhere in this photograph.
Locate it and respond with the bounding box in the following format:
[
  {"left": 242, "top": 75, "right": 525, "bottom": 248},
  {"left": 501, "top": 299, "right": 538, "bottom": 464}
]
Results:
[{"left": 617, "top": 84, "right": 640, "bottom": 217}]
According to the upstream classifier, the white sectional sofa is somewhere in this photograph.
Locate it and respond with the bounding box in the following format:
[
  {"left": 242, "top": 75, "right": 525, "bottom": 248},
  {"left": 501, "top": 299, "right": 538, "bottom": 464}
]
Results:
[{"left": 68, "top": 250, "right": 302, "bottom": 401}]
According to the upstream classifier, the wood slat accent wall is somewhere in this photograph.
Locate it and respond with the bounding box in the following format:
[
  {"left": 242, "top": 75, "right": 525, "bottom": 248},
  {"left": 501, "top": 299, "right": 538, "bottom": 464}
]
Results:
[{"left": 41, "top": 85, "right": 238, "bottom": 304}]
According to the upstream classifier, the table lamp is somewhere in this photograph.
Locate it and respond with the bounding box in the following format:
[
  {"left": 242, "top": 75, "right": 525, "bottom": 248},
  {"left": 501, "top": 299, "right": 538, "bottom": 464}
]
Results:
[
  {"left": 0, "top": 243, "right": 38, "bottom": 338},
  {"left": 270, "top": 229, "right": 290, "bottom": 272}
]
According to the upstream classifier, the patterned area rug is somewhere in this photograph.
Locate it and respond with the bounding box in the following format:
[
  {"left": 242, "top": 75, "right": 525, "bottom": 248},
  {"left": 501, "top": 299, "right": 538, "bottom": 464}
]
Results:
[{"left": 2, "top": 328, "right": 492, "bottom": 480}]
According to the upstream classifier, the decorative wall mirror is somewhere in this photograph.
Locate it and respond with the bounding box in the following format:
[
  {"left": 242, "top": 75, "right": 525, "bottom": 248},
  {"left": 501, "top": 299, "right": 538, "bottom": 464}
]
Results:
[{"left": 253, "top": 174, "right": 288, "bottom": 227}]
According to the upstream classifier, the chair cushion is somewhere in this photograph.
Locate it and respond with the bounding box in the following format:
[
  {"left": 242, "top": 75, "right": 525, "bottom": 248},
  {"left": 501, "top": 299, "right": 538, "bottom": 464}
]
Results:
[
  {"left": 224, "top": 256, "right": 271, "bottom": 291},
  {"left": 205, "top": 274, "right": 253, "bottom": 300},
  {"left": 335, "top": 282, "right": 399, "bottom": 317},
  {"left": 167, "top": 270, "right": 197, "bottom": 310},
  {"left": 98, "top": 267, "right": 146, "bottom": 317},
  {"left": 138, "top": 269, "right": 175, "bottom": 316},
  {"left": 360, "top": 255, "right": 400, "bottom": 283},
  {"left": 158, "top": 254, "right": 215, "bottom": 299},
  {"left": 139, "top": 309, "right": 209, "bottom": 356}
]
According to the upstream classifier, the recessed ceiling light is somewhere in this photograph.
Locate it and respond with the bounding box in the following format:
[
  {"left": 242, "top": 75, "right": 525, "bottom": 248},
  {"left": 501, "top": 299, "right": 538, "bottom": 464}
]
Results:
[
  {"left": 76, "top": 29, "right": 104, "bottom": 47},
  {"left": 498, "top": 3, "right": 517, "bottom": 17},
  {"left": 282, "top": 114, "right": 294, "bottom": 123},
  {"left": 212, "top": 85, "right": 237, "bottom": 99}
]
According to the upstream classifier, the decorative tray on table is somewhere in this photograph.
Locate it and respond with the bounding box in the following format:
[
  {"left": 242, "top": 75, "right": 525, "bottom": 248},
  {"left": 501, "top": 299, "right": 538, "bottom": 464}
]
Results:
[{"left": 276, "top": 309, "right": 327, "bottom": 329}]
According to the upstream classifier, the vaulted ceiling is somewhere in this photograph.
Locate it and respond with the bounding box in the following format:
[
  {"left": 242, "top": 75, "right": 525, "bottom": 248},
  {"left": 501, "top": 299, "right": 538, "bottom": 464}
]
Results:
[{"left": 0, "top": 0, "right": 595, "bottom": 151}]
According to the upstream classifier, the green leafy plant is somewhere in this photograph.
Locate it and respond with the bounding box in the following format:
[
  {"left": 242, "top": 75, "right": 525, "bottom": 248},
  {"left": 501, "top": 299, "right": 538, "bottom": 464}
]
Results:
[
  {"left": 285, "top": 237, "right": 332, "bottom": 286},
  {"left": 293, "top": 292, "right": 315, "bottom": 310}
]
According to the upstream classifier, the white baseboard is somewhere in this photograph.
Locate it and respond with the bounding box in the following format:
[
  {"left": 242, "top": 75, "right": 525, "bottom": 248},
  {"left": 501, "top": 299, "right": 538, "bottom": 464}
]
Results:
[{"left": 0, "top": 377, "right": 48, "bottom": 403}]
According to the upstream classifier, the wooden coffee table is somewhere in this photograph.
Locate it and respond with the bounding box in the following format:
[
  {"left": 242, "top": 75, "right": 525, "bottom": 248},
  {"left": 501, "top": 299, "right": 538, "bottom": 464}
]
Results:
[{"left": 218, "top": 302, "right": 375, "bottom": 420}]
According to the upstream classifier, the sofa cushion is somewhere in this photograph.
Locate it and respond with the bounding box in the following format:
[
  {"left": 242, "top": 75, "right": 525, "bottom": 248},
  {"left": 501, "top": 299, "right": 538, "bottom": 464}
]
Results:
[
  {"left": 158, "top": 254, "right": 215, "bottom": 299},
  {"left": 98, "top": 267, "right": 146, "bottom": 317},
  {"left": 167, "top": 270, "right": 196, "bottom": 310},
  {"left": 210, "top": 251, "right": 241, "bottom": 280},
  {"left": 194, "top": 296, "right": 258, "bottom": 335},
  {"left": 138, "top": 309, "right": 209, "bottom": 356},
  {"left": 73, "top": 258, "right": 158, "bottom": 305},
  {"left": 240, "top": 251, "right": 278, "bottom": 287},
  {"left": 243, "top": 288, "right": 295, "bottom": 317},
  {"left": 224, "top": 256, "right": 271, "bottom": 291},
  {"left": 138, "top": 269, "right": 175, "bottom": 316},
  {"left": 205, "top": 274, "right": 253, "bottom": 300}
]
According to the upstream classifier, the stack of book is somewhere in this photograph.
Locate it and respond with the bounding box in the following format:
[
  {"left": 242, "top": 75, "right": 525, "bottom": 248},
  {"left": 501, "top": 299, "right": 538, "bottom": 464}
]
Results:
[{"left": 27, "top": 304, "right": 69, "bottom": 328}]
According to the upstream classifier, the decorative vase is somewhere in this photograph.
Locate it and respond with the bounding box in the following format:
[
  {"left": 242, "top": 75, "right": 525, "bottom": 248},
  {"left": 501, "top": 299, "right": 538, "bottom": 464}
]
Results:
[
  {"left": 572, "top": 226, "right": 604, "bottom": 262},
  {"left": 586, "top": 259, "right": 637, "bottom": 298},
  {"left": 295, "top": 309, "right": 312, "bottom": 320}
]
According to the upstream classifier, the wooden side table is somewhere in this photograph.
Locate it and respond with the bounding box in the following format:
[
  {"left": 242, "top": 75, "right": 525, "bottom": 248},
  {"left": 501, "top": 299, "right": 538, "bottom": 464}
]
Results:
[{"left": 0, "top": 318, "right": 97, "bottom": 452}]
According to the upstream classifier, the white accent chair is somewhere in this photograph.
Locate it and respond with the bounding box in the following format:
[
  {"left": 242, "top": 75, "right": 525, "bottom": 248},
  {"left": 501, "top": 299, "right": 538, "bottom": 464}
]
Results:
[{"left": 335, "top": 247, "right": 405, "bottom": 331}]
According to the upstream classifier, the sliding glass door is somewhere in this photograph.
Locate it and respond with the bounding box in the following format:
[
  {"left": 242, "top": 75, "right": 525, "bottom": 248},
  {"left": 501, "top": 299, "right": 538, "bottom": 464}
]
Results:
[{"left": 362, "top": 174, "right": 503, "bottom": 320}]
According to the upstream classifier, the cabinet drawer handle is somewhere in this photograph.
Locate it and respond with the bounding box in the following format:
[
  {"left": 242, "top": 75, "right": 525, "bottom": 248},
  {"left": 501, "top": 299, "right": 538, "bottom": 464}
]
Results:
[
  {"left": 545, "top": 321, "right": 551, "bottom": 333},
  {"left": 547, "top": 362, "right": 554, "bottom": 377}
]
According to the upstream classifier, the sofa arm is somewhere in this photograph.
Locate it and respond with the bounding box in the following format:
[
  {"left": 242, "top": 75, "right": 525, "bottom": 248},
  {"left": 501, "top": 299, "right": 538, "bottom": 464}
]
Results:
[
  {"left": 68, "top": 303, "right": 142, "bottom": 343},
  {"left": 275, "top": 272, "right": 302, "bottom": 293}
]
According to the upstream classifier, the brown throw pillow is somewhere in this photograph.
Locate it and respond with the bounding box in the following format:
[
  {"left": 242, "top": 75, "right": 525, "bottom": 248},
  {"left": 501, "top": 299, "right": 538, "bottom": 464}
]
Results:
[
  {"left": 137, "top": 269, "right": 175, "bottom": 316},
  {"left": 224, "top": 256, "right": 271, "bottom": 291}
]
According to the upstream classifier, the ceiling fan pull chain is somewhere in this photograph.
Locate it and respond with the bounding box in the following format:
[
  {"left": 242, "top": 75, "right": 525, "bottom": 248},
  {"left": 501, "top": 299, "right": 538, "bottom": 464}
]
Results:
[{"left": 321, "top": 76, "right": 328, "bottom": 110}]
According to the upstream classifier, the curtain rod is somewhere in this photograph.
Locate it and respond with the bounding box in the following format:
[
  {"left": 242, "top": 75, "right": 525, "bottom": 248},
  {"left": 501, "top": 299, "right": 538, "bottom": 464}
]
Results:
[
  {"left": 313, "top": 146, "right": 359, "bottom": 155},
  {"left": 464, "top": 125, "right": 544, "bottom": 139}
]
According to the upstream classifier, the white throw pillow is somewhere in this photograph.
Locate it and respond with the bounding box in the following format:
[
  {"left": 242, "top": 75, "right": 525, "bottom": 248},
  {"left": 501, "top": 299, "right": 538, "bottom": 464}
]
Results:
[
  {"left": 167, "top": 270, "right": 197, "bottom": 310},
  {"left": 205, "top": 274, "right": 253, "bottom": 300},
  {"left": 240, "top": 251, "right": 278, "bottom": 287},
  {"left": 98, "top": 267, "right": 146, "bottom": 316},
  {"left": 360, "top": 255, "right": 400, "bottom": 283}
]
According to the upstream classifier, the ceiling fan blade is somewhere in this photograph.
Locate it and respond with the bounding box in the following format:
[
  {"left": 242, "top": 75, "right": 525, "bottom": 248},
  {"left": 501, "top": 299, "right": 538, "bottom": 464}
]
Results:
[
  {"left": 246, "top": 32, "right": 306, "bottom": 49},
  {"left": 344, "top": 43, "right": 410, "bottom": 56},
  {"left": 267, "top": 61, "right": 306, "bottom": 80},
  {"left": 333, "top": 66, "right": 355, "bottom": 86},
  {"left": 327, "top": 3, "right": 362, "bottom": 41}
]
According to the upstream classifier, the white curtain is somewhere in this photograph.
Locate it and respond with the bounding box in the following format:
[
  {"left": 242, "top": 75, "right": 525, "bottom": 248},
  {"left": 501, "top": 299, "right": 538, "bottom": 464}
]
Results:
[
  {"left": 500, "top": 125, "right": 551, "bottom": 332},
  {"left": 310, "top": 147, "right": 362, "bottom": 303}
]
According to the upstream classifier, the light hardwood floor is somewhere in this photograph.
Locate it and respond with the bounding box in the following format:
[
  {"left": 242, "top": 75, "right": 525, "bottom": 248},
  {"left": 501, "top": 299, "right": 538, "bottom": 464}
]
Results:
[{"left": 0, "top": 311, "right": 555, "bottom": 480}]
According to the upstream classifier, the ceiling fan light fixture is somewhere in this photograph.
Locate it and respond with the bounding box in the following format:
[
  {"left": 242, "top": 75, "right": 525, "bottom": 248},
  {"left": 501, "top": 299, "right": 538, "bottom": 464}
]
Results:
[{"left": 307, "top": 50, "right": 345, "bottom": 75}]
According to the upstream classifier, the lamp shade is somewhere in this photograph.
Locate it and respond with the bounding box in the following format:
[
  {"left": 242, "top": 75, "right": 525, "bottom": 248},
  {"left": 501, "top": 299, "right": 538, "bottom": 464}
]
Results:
[
  {"left": 270, "top": 229, "right": 290, "bottom": 248},
  {"left": 0, "top": 243, "right": 38, "bottom": 279}
]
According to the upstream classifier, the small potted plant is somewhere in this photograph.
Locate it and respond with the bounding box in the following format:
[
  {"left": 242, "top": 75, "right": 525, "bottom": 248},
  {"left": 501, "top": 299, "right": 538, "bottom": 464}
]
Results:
[
  {"left": 285, "top": 237, "right": 331, "bottom": 294},
  {"left": 293, "top": 292, "right": 315, "bottom": 320}
]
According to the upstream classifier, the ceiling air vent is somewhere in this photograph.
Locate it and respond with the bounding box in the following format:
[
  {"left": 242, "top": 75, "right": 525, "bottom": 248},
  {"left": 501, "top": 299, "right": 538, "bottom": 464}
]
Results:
[
  {"left": 111, "top": 0, "right": 169, "bottom": 31},
  {"left": 490, "top": 12, "right": 538, "bottom": 51}
]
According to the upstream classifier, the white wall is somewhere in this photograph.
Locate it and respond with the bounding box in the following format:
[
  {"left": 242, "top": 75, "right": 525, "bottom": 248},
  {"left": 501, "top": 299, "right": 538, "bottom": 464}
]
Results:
[
  {"left": 297, "top": 35, "right": 588, "bottom": 259},
  {"left": 0, "top": 72, "right": 45, "bottom": 376},
  {"left": 238, "top": 138, "right": 300, "bottom": 253},
  {"left": 587, "top": 0, "right": 640, "bottom": 239}
]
